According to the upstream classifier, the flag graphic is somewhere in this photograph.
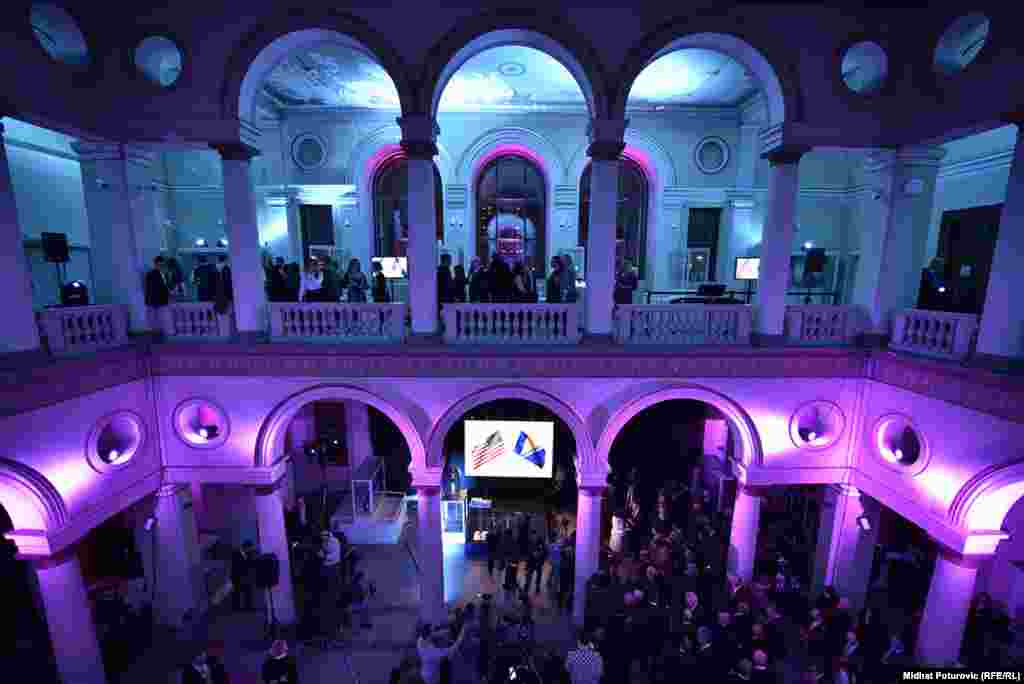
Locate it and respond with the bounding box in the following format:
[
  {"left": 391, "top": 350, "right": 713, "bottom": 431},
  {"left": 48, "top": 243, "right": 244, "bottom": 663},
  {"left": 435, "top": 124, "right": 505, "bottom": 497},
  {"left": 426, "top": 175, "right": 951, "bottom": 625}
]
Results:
[
  {"left": 514, "top": 431, "right": 546, "bottom": 469},
  {"left": 472, "top": 430, "right": 505, "bottom": 470}
]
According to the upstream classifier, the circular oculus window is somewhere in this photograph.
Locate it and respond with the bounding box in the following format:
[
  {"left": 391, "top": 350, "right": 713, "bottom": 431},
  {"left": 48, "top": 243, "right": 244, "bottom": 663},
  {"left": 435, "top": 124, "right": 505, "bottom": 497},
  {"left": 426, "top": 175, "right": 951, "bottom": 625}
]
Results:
[
  {"left": 134, "top": 36, "right": 183, "bottom": 87},
  {"left": 841, "top": 41, "right": 888, "bottom": 95},
  {"left": 291, "top": 133, "right": 328, "bottom": 171},
  {"left": 86, "top": 411, "right": 145, "bottom": 473},
  {"left": 694, "top": 137, "right": 730, "bottom": 174}
]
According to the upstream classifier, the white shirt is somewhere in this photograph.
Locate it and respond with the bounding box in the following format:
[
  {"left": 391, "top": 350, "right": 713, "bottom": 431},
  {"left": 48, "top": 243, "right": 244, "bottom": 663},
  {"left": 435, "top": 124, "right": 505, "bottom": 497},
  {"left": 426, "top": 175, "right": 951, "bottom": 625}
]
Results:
[
  {"left": 566, "top": 644, "right": 603, "bottom": 684},
  {"left": 299, "top": 271, "right": 324, "bottom": 301}
]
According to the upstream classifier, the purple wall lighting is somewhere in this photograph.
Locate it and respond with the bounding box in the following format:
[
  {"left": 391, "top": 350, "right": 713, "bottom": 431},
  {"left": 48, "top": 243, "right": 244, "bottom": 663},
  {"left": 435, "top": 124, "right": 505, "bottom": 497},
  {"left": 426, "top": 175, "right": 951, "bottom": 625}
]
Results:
[
  {"left": 86, "top": 411, "right": 145, "bottom": 473},
  {"left": 173, "top": 398, "right": 230, "bottom": 449},
  {"left": 790, "top": 400, "right": 846, "bottom": 450}
]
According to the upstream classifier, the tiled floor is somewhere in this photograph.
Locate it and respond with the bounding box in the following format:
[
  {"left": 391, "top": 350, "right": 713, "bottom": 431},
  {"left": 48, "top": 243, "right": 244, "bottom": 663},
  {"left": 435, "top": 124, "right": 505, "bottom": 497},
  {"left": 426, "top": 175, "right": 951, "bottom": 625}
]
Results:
[{"left": 121, "top": 543, "right": 574, "bottom": 683}]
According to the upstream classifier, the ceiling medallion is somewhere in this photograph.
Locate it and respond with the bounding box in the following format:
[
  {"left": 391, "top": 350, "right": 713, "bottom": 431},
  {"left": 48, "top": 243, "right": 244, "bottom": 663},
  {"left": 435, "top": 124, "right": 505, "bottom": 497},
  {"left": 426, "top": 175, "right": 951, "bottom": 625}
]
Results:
[{"left": 498, "top": 62, "right": 526, "bottom": 77}]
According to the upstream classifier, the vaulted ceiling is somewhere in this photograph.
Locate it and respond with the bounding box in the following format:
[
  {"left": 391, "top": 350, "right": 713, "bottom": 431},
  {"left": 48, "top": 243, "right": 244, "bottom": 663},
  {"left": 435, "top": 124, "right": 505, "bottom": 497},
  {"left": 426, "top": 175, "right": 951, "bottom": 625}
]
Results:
[{"left": 261, "top": 43, "right": 759, "bottom": 111}]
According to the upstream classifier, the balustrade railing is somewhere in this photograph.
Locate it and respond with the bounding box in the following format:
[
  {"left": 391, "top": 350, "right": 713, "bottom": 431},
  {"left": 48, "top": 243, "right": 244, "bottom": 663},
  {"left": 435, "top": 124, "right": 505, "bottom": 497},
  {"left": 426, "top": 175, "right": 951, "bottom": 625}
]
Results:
[
  {"left": 785, "top": 305, "right": 864, "bottom": 345},
  {"left": 890, "top": 309, "right": 978, "bottom": 361},
  {"left": 614, "top": 304, "right": 753, "bottom": 345},
  {"left": 163, "top": 302, "right": 235, "bottom": 340},
  {"left": 37, "top": 304, "right": 129, "bottom": 355},
  {"left": 268, "top": 303, "right": 407, "bottom": 342},
  {"left": 442, "top": 304, "right": 581, "bottom": 344}
]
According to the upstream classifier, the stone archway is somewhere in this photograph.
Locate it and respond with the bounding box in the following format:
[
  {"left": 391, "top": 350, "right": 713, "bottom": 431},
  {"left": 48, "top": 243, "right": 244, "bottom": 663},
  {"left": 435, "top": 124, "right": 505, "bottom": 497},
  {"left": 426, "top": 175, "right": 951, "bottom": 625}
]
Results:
[
  {"left": 255, "top": 384, "right": 428, "bottom": 478},
  {"left": 596, "top": 384, "right": 764, "bottom": 473},
  {"left": 421, "top": 15, "right": 609, "bottom": 118},
  {"left": 426, "top": 384, "right": 600, "bottom": 484},
  {"left": 618, "top": 28, "right": 796, "bottom": 127},
  {"left": 224, "top": 15, "right": 416, "bottom": 125},
  {"left": 951, "top": 458, "right": 1024, "bottom": 550},
  {"left": 0, "top": 458, "right": 68, "bottom": 557}
]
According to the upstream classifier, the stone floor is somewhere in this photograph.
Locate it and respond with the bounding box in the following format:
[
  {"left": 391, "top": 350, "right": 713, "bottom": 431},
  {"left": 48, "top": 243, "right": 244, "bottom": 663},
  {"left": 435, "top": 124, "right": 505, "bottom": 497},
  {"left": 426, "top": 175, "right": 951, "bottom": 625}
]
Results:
[{"left": 118, "top": 543, "right": 575, "bottom": 684}]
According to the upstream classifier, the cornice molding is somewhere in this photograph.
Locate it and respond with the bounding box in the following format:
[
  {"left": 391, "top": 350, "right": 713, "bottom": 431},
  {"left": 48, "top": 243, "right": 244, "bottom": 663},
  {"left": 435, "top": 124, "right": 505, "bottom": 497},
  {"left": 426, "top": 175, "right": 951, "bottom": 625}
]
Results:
[
  {"left": 937, "top": 150, "right": 1015, "bottom": 181},
  {"left": 2, "top": 136, "right": 80, "bottom": 162}
]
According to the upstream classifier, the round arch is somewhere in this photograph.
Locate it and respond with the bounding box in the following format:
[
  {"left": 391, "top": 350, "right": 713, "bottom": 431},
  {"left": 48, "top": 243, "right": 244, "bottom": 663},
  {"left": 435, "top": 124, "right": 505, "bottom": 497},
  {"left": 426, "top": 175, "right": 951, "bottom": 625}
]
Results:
[
  {"left": 618, "top": 28, "right": 797, "bottom": 127},
  {"left": 950, "top": 458, "right": 1024, "bottom": 533},
  {"left": 422, "top": 13, "right": 609, "bottom": 118},
  {"left": 457, "top": 127, "right": 566, "bottom": 185},
  {"left": 224, "top": 11, "right": 416, "bottom": 124},
  {"left": 425, "top": 385, "right": 599, "bottom": 483},
  {"left": 596, "top": 385, "right": 764, "bottom": 473},
  {"left": 255, "top": 384, "right": 428, "bottom": 475},
  {"left": 0, "top": 459, "right": 68, "bottom": 543},
  {"left": 349, "top": 126, "right": 455, "bottom": 189},
  {"left": 569, "top": 130, "right": 678, "bottom": 188}
]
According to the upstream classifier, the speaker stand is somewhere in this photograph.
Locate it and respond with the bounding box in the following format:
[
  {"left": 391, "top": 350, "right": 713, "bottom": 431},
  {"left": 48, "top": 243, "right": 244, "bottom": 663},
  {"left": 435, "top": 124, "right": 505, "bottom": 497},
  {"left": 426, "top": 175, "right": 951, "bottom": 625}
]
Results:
[{"left": 264, "top": 587, "right": 280, "bottom": 643}]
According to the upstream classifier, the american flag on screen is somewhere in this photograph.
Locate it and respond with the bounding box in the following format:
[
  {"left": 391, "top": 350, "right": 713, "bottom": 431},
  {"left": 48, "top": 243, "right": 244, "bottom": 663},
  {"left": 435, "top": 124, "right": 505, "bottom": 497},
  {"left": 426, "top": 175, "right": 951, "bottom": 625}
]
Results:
[{"left": 472, "top": 430, "right": 505, "bottom": 470}]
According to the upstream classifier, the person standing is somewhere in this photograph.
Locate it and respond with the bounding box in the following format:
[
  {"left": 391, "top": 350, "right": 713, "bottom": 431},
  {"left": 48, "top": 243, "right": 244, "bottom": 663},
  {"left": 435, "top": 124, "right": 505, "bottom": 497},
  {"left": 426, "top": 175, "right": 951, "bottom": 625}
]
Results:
[
  {"left": 145, "top": 256, "right": 170, "bottom": 325},
  {"left": 546, "top": 256, "right": 564, "bottom": 303},
  {"left": 262, "top": 639, "right": 298, "bottom": 684},
  {"left": 299, "top": 258, "right": 325, "bottom": 302},
  {"left": 560, "top": 254, "right": 579, "bottom": 303},
  {"left": 214, "top": 255, "right": 233, "bottom": 315},
  {"left": 452, "top": 264, "right": 468, "bottom": 303},
  {"left": 342, "top": 258, "right": 369, "bottom": 303},
  {"left": 486, "top": 524, "right": 500, "bottom": 579},
  {"left": 614, "top": 257, "right": 639, "bottom": 305},
  {"left": 547, "top": 533, "right": 562, "bottom": 592},
  {"left": 488, "top": 253, "right": 513, "bottom": 303},
  {"left": 192, "top": 255, "right": 216, "bottom": 302},
  {"left": 231, "top": 540, "right": 256, "bottom": 611},
  {"left": 437, "top": 253, "right": 454, "bottom": 306},
  {"left": 371, "top": 261, "right": 390, "bottom": 302},
  {"left": 559, "top": 545, "right": 575, "bottom": 615},
  {"left": 182, "top": 648, "right": 228, "bottom": 684},
  {"left": 468, "top": 257, "right": 489, "bottom": 303},
  {"left": 525, "top": 531, "right": 546, "bottom": 594},
  {"left": 266, "top": 257, "right": 288, "bottom": 302}
]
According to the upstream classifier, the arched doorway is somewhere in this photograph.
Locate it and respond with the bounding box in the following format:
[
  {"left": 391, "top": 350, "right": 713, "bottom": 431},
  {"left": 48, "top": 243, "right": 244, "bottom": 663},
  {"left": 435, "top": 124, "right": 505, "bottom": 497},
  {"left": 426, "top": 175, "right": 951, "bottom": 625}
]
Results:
[
  {"left": 437, "top": 397, "right": 578, "bottom": 607},
  {"left": 475, "top": 155, "right": 547, "bottom": 271},
  {"left": 373, "top": 157, "right": 445, "bottom": 259},
  {"left": 579, "top": 156, "right": 649, "bottom": 279}
]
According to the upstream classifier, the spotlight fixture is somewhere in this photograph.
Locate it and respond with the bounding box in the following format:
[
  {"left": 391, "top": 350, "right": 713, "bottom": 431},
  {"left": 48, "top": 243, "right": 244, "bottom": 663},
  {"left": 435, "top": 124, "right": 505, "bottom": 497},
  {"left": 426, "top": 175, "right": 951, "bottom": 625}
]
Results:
[
  {"left": 144, "top": 516, "right": 156, "bottom": 531},
  {"left": 882, "top": 447, "right": 902, "bottom": 463},
  {"left": 217, "top": 238, "right": 228, "bottom": 248},
  {"left": 107, "top": 448, "right": 122, "bottom": 463},
  {"left": 196, "top": 425, "right": 218, "bottom": 440},
  {"left": 938, "top": 286, "right": 947, "bottom": 293},
  {"left": 803, "top": 241, "right": 814, "bottom": 250},
  {"left": 857, "top": 515, "right": 872, "bottom": 531},
  {"left": 807, "top": 431, "right": 818, "bottom": 443},
  {"left": 195, "top": 238, "right": 208, "bottom": 247}
]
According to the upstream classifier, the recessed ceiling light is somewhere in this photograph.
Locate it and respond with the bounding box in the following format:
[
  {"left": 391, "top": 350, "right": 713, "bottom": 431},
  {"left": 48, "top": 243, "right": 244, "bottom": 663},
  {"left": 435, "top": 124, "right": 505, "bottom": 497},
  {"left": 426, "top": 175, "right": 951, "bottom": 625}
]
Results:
[{"left": 498, "top": 62, "right": 526, "bottom": 77}]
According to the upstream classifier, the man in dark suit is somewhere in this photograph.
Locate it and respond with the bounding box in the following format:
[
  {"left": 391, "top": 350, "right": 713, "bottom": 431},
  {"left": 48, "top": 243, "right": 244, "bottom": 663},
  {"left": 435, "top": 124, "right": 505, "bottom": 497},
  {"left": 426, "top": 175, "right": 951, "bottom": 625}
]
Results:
[
  {"left": 192, "top": 255, "right": 216, "bottom": 302},
  {"left": 231, "top": 540, "right": 255, "bottom": 611},
  {"left": 145, "top": 256, "right": 170, "bottom": 308},
  {"left": 437, "top": 252, "right": 454, "bottom": 305},
  {"left": 214, "top": 255, "right": 233, "bottom": 315}
]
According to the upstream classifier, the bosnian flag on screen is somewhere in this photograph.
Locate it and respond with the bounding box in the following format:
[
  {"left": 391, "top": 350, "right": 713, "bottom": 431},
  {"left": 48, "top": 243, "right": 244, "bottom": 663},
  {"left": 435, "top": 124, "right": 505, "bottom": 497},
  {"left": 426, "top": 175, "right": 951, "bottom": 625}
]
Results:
[{"left": 514, "top": 431, "right": 546, "bottom": 469}]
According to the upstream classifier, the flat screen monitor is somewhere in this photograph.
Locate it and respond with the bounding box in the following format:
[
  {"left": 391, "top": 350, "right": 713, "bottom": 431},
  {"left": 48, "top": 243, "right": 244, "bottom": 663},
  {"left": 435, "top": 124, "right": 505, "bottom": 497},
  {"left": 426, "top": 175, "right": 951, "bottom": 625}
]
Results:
[
  {"left": 735, "top": 257, "right": 760, "bottom": 281},
  {"left": 464, "top": 420, "right": 554, "bottom": 479},
  {"left": 372, "top": 256, "right": 407, "bottom": 279}
]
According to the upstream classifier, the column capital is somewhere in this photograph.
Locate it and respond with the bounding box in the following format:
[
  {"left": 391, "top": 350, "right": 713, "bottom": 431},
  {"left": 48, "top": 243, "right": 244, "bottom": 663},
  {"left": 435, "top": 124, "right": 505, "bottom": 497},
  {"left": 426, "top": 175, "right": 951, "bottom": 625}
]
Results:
[
  {"left": 937, "top": 548, "right": 989, "bottom": 570},
  {"left": 253, "top": 477, "right": 286, "bottom": 497},
  {"left": 587, "top": 118, "right": 628, "bottom": 161},
  {"left": 763, "top": 146, "right": 810, "bottom": 166},
  {"left": 212, "top": 142, "right": 261, "bottom": 161},
  {"left": 397, "top": 114, "right": 439, "bottom": 160}
]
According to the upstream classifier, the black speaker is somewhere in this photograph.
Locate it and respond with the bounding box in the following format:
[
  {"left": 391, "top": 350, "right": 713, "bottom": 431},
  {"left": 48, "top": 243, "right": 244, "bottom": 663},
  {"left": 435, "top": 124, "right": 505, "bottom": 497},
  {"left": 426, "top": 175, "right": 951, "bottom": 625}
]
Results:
[
  {"left": 804, "top": 248, "right": 826, "bottom": 274},
  {"left": 61, "top": 281, "right": 89, "bottom": 306},
  {"left": 41, "top": 232, "right": 70, "bottom": 263},
  {"left": 250, "top": 552, "right": 280, "bottom": 588}
]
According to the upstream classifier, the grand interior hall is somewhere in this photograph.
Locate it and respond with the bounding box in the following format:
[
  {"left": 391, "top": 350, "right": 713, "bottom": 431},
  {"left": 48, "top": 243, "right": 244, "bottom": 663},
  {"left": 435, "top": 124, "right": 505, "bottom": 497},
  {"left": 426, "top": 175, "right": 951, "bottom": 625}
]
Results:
[{"left": 2, "top": 2, "right": 1024, "bottom": 683}]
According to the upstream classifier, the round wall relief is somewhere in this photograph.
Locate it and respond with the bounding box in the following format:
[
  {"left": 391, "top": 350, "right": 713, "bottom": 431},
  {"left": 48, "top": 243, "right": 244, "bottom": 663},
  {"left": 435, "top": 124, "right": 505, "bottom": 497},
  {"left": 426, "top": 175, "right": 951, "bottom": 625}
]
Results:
[
  {"left": 134, "top": 36, "right": 183, "bottom": 87},
  {"left": 30, "top": 3, "right": 90, "bottom": 66},
  {"left": 694, "top": 136, "right": 730, "bottom": 174},
  {"left": 291, "top": 133, "right": 328, "bottom": 171},
  {"left": 933, "top": 14, "right": 990, "bottom": 77},
  {"left": 86, "top": 411, "right": 145, "bottom": 473},
  {"left": 789, "top": 401, "right": 846, "bottom": 450},
  {"left": 173, "top": 399, "right": 230, "bottom": 449},
  {"left": 874, "top": 413, "right": 928, "bottom": 475}
]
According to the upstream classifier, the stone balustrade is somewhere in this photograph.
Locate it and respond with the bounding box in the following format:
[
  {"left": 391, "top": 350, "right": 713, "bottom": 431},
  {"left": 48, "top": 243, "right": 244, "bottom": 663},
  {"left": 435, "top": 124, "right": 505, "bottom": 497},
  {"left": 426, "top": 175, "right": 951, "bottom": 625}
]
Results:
[
  {"left": 614, "top": 304, "right": 753, "bottom": 345},
  {"left": 442, "top": 303, "right": 581, "bottom": 344},
  {"left": 163, "top": 303, "right": 235, "bottom": 340},
  {"left": 37, "top": 304, "right": 129, "bottom": 355},
  {"left": 268, "top": 303, "right": 407, "bottom": 342},
  {"left": 890, "top": 309, "right": 979, "bottom": 361},
  {"left": 785, "top": 305, "right": 865, "bottom": 345}
]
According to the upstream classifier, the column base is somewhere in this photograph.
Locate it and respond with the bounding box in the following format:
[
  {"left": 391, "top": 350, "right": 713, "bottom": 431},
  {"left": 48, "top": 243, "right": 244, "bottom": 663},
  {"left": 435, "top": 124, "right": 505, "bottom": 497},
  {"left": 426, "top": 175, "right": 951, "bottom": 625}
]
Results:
[
  {"left": 407, "top": 332, "right": 443, "bottom": 345},
  {"left": 856, "top": 331, "right": 889, "bottom": 349},
  {"left": 234, "top": 330, "right": 267, "bottom": 345},
  {"left": 750, "top": 332, "right": 786, "bottom": 347},
  {"left": 968, "top": 353, "right": 1024, "bottom": 375},
  {"left": 581, "top": 333, "right": 614, "bottom": 346}
]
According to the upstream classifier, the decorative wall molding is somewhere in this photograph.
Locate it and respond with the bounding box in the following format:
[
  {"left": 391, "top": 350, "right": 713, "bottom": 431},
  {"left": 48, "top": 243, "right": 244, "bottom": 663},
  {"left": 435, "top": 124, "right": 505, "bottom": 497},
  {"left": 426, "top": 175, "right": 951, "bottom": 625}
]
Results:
[
  {"left": 455, "top": 127, "right": 567, "bottom": 184},
  {"left": 759, "top": 123, "right": 784, "bottom": 155},
  {"left": 2, "top": 136, "right": 81, "bottom": 162},
  {"left": 553, "top": 185, "right": 578, "bottom": 208},
  {"left": 0, "top": 348, "right": 149, "bottom": 417},
  {"left": 445, "top": 184, "right": 467, "bottom": 209},
  {"left": 937, "top": 150, "right": 1015, "bottom": 181},
  {"left": 150, "top": 346, "right": 867, "bottom": 379}
]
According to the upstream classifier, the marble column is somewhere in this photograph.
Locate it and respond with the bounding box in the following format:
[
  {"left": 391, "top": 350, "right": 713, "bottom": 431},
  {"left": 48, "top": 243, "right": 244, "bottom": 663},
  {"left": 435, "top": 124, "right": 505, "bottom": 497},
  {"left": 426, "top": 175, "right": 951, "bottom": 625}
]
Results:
[
  {"left": 74, "top": 141, "right": 153, "bottom": 333},
  {"left": 977, "top": 121, "right": 1024, "bottom": 361},
  {"left": 916, "top": 550, "right": 982, "bottom": 666},
  {"left": 135, "top": 484, "right": 204, "bottom": 628},
  {"left": 416, "top": 484, "right": 445, "bottom": 626},
  {"left": 0, "top": 121, "right": 40, "bottom": 352},
  {"left": 253, "top": 479, "right": 297, "bottom": 624},
  {"left": 812, "top": 485, "right": 880, "bottom": 612},
  {"left": 33, "top": 549, "right": 107, "bottom": 684},
  {"left": 728, "top": 484, "right": 763, "bottom": 582},
  {"left": 399, "top": 115, "right": 441, "bottom": 337},
  {"left": 573, "top": 485, "right": 605, "bottom": 625},
  {"left": 214, "top": 143, "right": 266, "bottom": 341},
  {"left": 345, "top": 400, "right": 374, "bottom": 474},
  {"left": 584, "top": 119, "right": 626, "bottom": 339},
  {"left": 755, "top": 148, "right": 807, "bottom": 343},
  {"left": 850, "top": 146, "right": 946, "bottom": 344}
]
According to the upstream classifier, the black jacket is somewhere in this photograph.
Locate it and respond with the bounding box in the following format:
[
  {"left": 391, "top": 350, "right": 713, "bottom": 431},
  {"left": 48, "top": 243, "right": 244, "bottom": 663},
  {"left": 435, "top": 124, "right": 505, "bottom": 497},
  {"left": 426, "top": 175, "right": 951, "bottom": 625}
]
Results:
[
  {"left": 262, "top": 655, "right": 298, "bottom": 684},
  {"left": 145, "top": 269, "right": 170, "bottom": 307}
]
